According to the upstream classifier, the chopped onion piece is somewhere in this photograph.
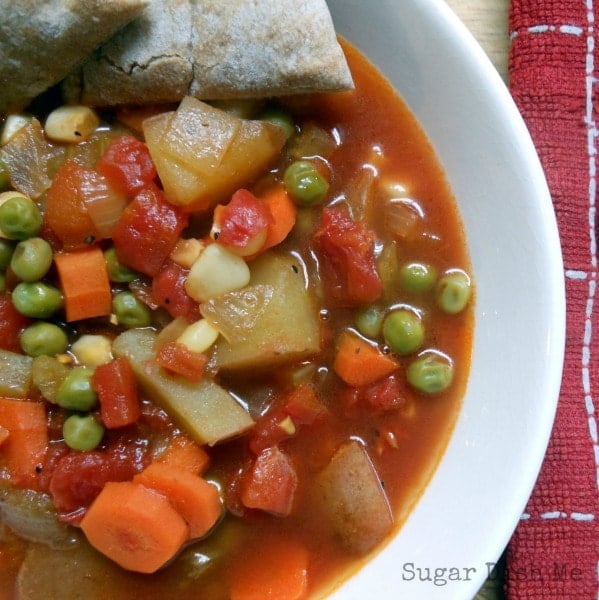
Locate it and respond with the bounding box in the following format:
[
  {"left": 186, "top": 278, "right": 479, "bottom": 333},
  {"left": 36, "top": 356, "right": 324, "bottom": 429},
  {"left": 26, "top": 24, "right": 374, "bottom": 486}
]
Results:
[
  {"left": 81, "top": 172, "right": 128, "bottom": 238},
  {"left": 383, "top": 197, "right": 424, "bottom": 241},
  {"left": 0, "top": 488, "right": 78, "bottom": 549},
  {"left": 344, "top": 167, "right": 375, "bottom": 221},
  {"left": 0, "top": 120, "right": 66, "bottom": 199},
  {"left": 289, "top": 122, "right": 337, "bottom": 161}
]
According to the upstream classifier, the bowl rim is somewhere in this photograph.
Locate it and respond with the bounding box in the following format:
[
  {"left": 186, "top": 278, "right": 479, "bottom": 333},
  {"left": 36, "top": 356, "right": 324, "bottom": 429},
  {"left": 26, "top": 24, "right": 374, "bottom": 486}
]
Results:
[{"left": 327, "top": 1, "right": 566, "bottom": 598}]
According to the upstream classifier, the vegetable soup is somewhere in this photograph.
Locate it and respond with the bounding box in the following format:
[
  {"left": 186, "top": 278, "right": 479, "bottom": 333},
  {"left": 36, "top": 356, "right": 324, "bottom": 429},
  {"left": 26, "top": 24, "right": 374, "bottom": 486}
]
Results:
[{"left": 0, "top": 41, "right": 473, "bottom": 599}]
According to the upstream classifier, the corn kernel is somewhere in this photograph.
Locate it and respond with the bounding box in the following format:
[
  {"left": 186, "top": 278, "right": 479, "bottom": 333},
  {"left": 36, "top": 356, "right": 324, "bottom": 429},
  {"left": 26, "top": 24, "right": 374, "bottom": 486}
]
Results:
[
  {"left": 170, "top": 238, "right": 204, "bottom": 269},
  {"left": 185, "top": 243, "right": 251, "bottom": 302},
  {"left": 57, "top": 353, "right": 73, "bottom": 365},
  {"left": 278, "top": 416, "right": 296, "bottom": 436},
  {"left": 45, "top": 106, "right": 100, "bottom": 143},
  {"left": 177, "top": 319, "right": 219, "bottom": 354},
  {"left": 71, "top": 334, "right": 113, "bottom": 367}
]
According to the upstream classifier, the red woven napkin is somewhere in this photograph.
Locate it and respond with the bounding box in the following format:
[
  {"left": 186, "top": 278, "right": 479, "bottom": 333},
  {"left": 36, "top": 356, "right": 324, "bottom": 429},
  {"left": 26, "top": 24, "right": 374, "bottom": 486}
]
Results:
[{"left": 506, "top": 1, "right": 599, "bottom": 598}]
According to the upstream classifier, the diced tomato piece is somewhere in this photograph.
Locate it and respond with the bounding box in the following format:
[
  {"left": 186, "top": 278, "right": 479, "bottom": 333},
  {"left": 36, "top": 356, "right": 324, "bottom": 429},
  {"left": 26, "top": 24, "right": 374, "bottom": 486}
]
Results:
[
  {"left": 112, "top": 184, "right": 189, "bottom": 276},
  {"left": 312, "top": 206, "right": 383, "bottom": 306},
  {"left": 216, "top": 189, "right": 272, "bottom": 254},
  {"left": 339, "top": 374, "right": 408, "bottom": 414},
  {"left": 241, "top": 446, "right": 298, "bottom": 516},
  {"left": 283, "top": 382, "right": 327, "bottom": 426},
  {"left": 249, "top": 383, "right": 327, "bottom": 455},
  {"left": 38, "top": 440, "right": 69, "bottom": 493},
  {"left": 103, "top": 432, "right": 151, "bottom": 479},
  {"left": 151, "top": 261, "right": 201, "bottom": 321},
  {"left": 139, "top": 400, "right": 174, "bottom": 432},
  {"left": 97, "top": 135, "right": 157, "bottom": 197},
  {"left": 360, "top": 373, "right": 408, "bottom": 411},
  {"left": 92, "top": 357, "right": 141, "bottom": 429},
  {"left": 49, "top": 435, "right": 150, "bottom": 515},
  {"left": 0, "top": 294, "right": 31, "bottom": 352},
  {"left": 248, "top": 407, "right": 293, "bottom": 455},
  {"left": 45, "top": 160, "right": 114, "bottom": 250},
  {"left": 156, "top": 341, "right": 208, "bottom": 382},
  {"left": 49, "top": 452, "right": 112, "bottom": 513}
]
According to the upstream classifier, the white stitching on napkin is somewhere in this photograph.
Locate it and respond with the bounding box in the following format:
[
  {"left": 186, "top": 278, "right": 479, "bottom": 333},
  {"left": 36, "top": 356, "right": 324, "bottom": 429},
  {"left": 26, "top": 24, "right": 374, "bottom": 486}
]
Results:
[
  {"left": 509, "top": 24, "right": 584, "bottom": 40},
  {"left": 520, "top": 512, "right": 596, "bottom": 521}
]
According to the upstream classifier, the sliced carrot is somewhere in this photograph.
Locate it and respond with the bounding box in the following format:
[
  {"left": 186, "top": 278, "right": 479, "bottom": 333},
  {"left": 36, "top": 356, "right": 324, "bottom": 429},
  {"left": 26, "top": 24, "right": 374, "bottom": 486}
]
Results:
[
  {"left": 333, "top": 330, "right": 399, "bottom": 387},
  {"left": 0, "top": 398, "right": 47, "bottom": 490},
  {"left": 156, "top": 435, "right": 210, "bottom": 475},
  {"left": 54, "top": 246, "right": 112, "bottom": 322},
  {"left": 80, "top": 480, "right": 188, "bottom": 574},
  {"left": 134, "top": 462, "right": 222, "bottom": 540},
  {"left": 155, "top": 341, "right": 208, "bottom": 382},
  {"left": 261, "top": 185, "right": 297, "bottom": 250},
  {"left": 0, "top": 425, "right": 9, "bottom": 446},
  {"left": 229, "top": 537, "right": 309, "bottom": 600}
]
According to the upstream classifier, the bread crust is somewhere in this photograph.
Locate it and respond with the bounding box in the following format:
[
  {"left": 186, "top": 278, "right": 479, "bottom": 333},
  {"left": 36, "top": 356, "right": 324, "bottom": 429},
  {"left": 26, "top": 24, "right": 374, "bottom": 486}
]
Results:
[
  {"left": 0, "top": 0, "right": 149, "bottom": 114},
  {"left": 64, "top": 0, "right": 353, "bottom": 106}
]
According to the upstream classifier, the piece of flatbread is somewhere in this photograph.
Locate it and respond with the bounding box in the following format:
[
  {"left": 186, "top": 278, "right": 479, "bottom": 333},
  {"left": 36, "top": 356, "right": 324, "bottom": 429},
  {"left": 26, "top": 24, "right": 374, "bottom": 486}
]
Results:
[
  {"left": 0, "top": 0, "right": 149, "bottom": 114},
  {"left": 64, "top": 0, "right": 354, "bottom": 106}
]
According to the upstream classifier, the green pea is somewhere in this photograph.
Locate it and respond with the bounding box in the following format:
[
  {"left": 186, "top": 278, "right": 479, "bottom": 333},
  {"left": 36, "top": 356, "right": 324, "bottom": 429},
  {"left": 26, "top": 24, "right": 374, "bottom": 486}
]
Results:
[
  {"left": 436, "top": 270, "right": 472, "bottom": 314},
  {"left": 283, "top": 160, "right": 329, "bottom": 206},
  {"left": 56, "top": 366, "right": 98, "bottom": 411},
  {"left": 407, "top": 352, "right": 454, "bottom": 394},
  {"left": 10, "top": 237, "right": 53, "bottom": 282},
  {"left": 260, "top": 107, "right": 295, "bottom": 140},
  {"left": 0, "top": 195, "right": 42, "bottom": 240},
  {"left": 400, "top": 262, "right": 438, "bottom": 294},
  {"left": 104, "top": 247, "right": 139, "bottom": 283},
  {"left": 0, "top": 160, "right": 10, "bottom": 191},
  {"left": 355, "top": 305, "right": 384, "bottom": 338},
  {"left": 0, "top": 238, "right": 15, "bottom": 270},
  {"left": 382, "top": 308, "right": 424, "bottom": 355},
  {"left": 12, "top": 281, "right": 63, "bottom": 318},
  {"left": 20, "top": 322, "right": 69, "bottom": 357},
  {"left": 112, "top": 291, "right": 152, "bottom": 328},
  {"left": 62, "top": 413, "right": 105, "bottom": 452}
]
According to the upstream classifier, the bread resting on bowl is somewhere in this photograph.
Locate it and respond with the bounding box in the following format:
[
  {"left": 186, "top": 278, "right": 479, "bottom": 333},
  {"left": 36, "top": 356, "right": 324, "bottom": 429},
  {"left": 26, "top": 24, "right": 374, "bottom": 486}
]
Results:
[
  {"left": 0, "top": 0, "right": 149, "bottom": 114},
  {"left": 62, "top": 0, "right": 354, "bottom": 107}
]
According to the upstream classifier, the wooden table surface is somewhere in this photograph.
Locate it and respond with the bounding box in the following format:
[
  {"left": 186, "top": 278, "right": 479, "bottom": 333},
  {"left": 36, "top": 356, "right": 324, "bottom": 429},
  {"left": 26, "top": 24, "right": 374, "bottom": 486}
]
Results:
[{"left": 445, "top": 0, "right": 510, "bottom": 81}]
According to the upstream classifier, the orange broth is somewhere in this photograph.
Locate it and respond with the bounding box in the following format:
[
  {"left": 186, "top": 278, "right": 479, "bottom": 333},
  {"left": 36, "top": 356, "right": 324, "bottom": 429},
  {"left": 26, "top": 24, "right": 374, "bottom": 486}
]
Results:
[{"left": 0, "top": 41, "right": 472, "bottom": 599}]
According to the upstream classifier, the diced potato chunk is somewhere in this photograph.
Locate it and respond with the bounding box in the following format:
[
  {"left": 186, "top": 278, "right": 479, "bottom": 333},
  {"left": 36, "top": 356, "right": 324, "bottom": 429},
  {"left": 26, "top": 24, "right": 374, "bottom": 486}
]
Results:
[
  {"left": 205, "top": 252, "right": 321, "bottom": 371},
  {"left": 315, "top": 440, "right": 394, "bottom": 555},
  {"left": 112, "top": 329, "right": 253, "bottom": 446},
  {"left": 143, "top": 97, "right": 286, "bottom": 212}
]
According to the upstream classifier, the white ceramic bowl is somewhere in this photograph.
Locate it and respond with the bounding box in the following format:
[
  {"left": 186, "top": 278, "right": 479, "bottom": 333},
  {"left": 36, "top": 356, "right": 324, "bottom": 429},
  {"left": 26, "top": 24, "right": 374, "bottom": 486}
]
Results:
[{"left": 327, "top": 1, "right": 566, "bottom": 598}]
